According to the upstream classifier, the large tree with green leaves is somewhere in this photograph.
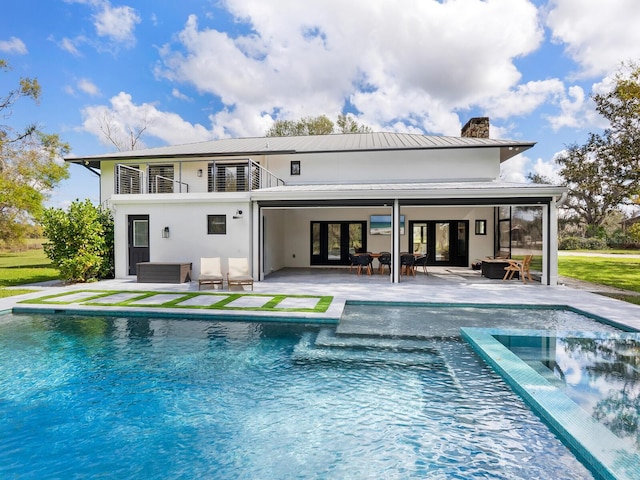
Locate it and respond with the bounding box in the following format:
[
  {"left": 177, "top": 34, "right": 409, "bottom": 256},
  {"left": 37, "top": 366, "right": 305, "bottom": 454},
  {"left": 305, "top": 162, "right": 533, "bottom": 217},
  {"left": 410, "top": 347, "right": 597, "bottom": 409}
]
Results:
[
  {"left": 266, "top": 113, "right": 371, "bottom": 137},
  {"left": 554, "top": 62, "right": 640, "bottom": 234},
  {"left": 0, "top": 59, "right": 69, "bottom": 248}
]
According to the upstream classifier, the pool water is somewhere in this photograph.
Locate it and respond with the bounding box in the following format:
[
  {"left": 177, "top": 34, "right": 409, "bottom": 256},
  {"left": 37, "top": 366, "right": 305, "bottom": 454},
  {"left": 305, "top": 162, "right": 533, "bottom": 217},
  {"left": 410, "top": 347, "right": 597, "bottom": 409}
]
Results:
[
  {"left": 340, "top": 303, "right": 624, "bottom": 338},
  {"left": 0, "top": 312, "right": 597, "bottom": 479},
  {"left": 503, "top": 333, "right": 640, "bottom": 452}
]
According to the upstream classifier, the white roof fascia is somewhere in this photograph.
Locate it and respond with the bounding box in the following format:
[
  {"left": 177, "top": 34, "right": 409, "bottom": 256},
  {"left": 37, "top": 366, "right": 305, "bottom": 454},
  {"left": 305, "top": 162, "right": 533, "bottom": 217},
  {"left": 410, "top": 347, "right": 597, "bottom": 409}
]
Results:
[{"left": 249, "top": 182, "right": 567, "bottom": 202}]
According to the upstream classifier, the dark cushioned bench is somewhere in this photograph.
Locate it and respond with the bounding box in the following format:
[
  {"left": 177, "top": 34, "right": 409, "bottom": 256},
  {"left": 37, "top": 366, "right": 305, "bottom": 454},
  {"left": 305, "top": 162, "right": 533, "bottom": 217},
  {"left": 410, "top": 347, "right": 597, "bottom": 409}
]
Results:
[{"left": 136, "top": 262, "right": 192, "bottom": 283}]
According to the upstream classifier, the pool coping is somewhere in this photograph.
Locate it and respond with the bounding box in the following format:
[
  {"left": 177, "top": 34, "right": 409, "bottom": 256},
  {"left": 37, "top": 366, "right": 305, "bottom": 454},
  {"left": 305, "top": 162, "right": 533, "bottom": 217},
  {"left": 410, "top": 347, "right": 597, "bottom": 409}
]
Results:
[
  {"left": 462, "top": 327, "right": 640, "bottom": 480},
  {"left": 8, "top": 289, "right": 344, "bottom": 325}
]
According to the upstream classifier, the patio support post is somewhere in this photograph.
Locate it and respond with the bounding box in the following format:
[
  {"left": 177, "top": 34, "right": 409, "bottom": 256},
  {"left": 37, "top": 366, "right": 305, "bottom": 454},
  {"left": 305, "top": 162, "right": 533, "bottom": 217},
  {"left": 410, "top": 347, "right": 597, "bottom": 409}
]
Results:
[
  {"left": 545, "top": 199, "right": 559, "bottom": 286},
  {"left": 252, "top": 201, "right": 261, "bottom": 281},
  {"left": 392, "top": 200, "right": 400, "bottom": 283}
]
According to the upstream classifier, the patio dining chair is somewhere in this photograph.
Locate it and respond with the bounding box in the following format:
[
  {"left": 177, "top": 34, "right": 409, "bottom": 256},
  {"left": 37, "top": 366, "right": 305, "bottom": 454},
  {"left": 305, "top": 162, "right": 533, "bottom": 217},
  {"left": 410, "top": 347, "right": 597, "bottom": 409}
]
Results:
[
  {"left": 377, "top": 252, "right": 391, "bottom": 274},
  {"left": 400, "top": 253, "right": 416, "bottom": 276},
  {"left": 227, "top": 257, "right": 254, "bottom": 290},
  {"left": 348, "top": 252, "right": 357, "bottom": 273},
  {"left": 414, "top": 254, "right": 429, "bottom": 275},
  {"left": 356, "top": 253, "right": 373, "bottom": 275},
  {"left": 198, "top": 257, "right": 224, "bottom": 290}
]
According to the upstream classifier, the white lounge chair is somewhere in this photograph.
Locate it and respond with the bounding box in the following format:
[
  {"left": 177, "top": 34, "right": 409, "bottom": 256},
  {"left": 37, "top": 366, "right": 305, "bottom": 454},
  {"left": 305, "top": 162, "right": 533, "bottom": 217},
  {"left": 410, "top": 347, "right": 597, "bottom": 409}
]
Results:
[
  {"left": 227, "top": 257, "right": 254, "bottom": 290},
  {"left": 198, "top": 257, "right": 224, "bottom": 290}
]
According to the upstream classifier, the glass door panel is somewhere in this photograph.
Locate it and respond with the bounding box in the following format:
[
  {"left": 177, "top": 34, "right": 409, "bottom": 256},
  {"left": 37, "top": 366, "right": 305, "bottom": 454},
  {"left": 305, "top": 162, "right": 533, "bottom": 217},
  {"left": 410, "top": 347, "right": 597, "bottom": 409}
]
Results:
[
  {"left": 349, "top": 223, "right": 364, "bottom": 253},
  {"left": 312, "top": 223, "right": 321, "bottom": 256},
  {"left": 412, "top": 223, "right": 428, "bottom": 255},
  {"left": 327, "top": 224, "right": 342, "bottom": 261},
  {"left": 435, "top": 222, "right": 450, "bottom": 262}
]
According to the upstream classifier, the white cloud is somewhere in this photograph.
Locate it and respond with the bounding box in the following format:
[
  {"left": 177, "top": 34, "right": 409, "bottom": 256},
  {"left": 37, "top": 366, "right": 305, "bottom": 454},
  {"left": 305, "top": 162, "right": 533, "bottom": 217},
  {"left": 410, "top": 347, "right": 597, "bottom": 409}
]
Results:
[
  {"left": 81, "top": 92, "right": 214, "bottom": 149},
  {"left": 532, "top": 156, "right": 563, "bottom": 184},
  {"left": 0, "top": 37, "right": 28, "bottom": 54},
  {"left": 93, "top": 3, "right": 141, "bottom": 45},
  {"left": 482, "top": 79, "right": 565, "bottom": 120},
  {"left": 157, "top": 0, "right": 544, "bottom": 136},
  {"left": 545, "top": 0, "right": 640, "bottom": 78},
  {"left": 500, "top": 153, "right": 565, "bottom": 184},
  {"left": 78, "top": 78, "right": 100, "bottom": 96},
  {"left": 58, "top": 36, "right": 85, "bottom": 56},
  {"left": 500, "top": 155, "right": 529, "bottom": 183},
  {"left": 171, "top": 88, "right": 192, "bottom": 102}
]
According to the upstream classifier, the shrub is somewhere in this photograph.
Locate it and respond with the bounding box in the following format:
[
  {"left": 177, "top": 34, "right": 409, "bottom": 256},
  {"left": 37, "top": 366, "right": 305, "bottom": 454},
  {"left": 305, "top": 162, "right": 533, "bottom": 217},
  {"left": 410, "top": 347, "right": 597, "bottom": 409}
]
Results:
[
  {"left": 559, "top": 236, "right": 608, "bottom": 250},
  {"left": 39, "top": 199, "right": 114, "bottom": 283}
]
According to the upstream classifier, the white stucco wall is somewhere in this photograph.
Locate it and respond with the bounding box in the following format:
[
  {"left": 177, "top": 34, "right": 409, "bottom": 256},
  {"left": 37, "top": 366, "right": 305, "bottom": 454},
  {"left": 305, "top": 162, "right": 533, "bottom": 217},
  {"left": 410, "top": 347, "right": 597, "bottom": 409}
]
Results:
[
  {"left": 263, "top": 148, "right": 500, "bottom": 184},
  {"left": 99, "top": 146, "right": 502, "bottom": 203},
  {"left": 110, "top": 194, "right": 252, "bottom": 279}
]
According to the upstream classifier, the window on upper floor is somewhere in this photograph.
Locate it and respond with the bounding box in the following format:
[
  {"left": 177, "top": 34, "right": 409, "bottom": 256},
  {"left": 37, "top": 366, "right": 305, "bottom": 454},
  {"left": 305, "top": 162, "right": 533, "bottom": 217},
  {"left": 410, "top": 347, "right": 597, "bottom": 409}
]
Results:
[
  {"left": 115, "top": 165, "right": 142, "bottom": 194},
  {"left": 148, "top": 165, "right": 174, "bottom": 193},
  {"left": 208, "top": 162, "right": 256, "bottom": 192}
]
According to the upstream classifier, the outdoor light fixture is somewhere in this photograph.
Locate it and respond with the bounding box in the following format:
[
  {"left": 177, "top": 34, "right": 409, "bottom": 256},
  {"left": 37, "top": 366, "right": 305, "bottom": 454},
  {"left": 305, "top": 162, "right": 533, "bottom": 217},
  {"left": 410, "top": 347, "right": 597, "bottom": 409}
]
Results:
[
  {"left": 197, "top": 169, "right": 203, "bottom": 177},
  {"left": 233, "top": 209, "right": 243, "bottom": 219},
  {"left": 162, "top": 226, "right": 170, "bottom": 238}
]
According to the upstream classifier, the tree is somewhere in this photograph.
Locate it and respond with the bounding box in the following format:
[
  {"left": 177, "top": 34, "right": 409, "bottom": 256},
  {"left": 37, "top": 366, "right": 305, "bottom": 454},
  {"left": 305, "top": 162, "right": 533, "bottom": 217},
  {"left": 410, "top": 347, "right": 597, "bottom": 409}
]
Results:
[
  {"left": 553, "top": 62, "right": 640, "bottom": 234},
  {"left": 40, "top": 199, "right": 114, "bottom": 282},
  {"left": 266, "top": 113, "right": 371, "bottom": 137},
  {"left": 98, "top": 109, "right": 152, "bottom": 151},
  {"left": 336, "top": 114, "right": 372, "bottom": 133},
  {"left": 1, "top": 60, "right": 69, "bottom": 248}
]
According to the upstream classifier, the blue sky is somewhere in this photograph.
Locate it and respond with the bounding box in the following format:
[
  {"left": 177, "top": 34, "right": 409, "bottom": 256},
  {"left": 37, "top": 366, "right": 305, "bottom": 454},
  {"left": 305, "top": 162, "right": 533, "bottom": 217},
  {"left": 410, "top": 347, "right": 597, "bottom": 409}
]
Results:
[{"left": 2, "top": 0, "right": 640, "bottom": 209}]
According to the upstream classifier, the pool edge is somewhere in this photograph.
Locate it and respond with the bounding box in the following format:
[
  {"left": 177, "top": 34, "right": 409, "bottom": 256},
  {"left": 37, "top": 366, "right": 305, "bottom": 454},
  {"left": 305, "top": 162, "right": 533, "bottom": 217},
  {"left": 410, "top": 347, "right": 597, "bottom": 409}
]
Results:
[{"left": 461, "top": 327, "right": 640, "bottom": 480}]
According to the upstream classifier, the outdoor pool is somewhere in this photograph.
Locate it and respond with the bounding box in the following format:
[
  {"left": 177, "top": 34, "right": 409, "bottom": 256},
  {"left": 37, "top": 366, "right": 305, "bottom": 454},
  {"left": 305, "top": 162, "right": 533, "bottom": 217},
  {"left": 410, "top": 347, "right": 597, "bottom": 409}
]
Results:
[{"left": 0, "top": 308, "right": 624, "bottom": 479}]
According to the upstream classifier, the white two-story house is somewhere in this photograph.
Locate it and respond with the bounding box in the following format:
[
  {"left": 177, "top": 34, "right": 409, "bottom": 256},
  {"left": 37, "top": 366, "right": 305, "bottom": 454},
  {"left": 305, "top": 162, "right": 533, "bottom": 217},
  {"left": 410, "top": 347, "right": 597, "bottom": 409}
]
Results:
[{"left": 66, "top": 118, "right": 567, "bottom": 285}]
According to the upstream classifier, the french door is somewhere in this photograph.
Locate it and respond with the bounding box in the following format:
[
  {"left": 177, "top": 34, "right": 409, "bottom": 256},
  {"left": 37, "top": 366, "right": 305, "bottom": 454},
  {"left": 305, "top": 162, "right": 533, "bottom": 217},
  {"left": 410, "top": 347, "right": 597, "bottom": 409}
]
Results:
[
  {"left": 409, "top": 220, "right": 468, "bottom": 267},
  {"left": 310, "top": 221, "right": 366, "bottom": 266}
]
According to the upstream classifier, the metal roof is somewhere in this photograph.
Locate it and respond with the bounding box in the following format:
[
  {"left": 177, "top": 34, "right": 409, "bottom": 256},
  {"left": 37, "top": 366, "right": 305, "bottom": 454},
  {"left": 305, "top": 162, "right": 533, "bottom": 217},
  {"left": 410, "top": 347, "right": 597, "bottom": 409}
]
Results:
[{"left": 66, "top": 132, "right": 535, "bottom": 167}]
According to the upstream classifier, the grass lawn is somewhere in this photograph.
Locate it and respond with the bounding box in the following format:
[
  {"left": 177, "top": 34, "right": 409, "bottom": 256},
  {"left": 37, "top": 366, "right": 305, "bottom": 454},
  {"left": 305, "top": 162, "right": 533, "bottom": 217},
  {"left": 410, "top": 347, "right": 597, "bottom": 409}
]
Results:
[
  {"left": 0, "top": 248, "right": 59, "bottom": 297},
  {"left": 558, "top": 255, "right": 640, "bottom": 293}
]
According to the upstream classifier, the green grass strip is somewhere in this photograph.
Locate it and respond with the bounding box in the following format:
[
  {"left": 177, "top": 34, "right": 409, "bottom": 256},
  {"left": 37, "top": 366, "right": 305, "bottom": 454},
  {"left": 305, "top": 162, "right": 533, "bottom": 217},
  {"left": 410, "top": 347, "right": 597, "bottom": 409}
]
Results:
[{"left": 19, "top": 290, "right": 333, "bottom": 313}]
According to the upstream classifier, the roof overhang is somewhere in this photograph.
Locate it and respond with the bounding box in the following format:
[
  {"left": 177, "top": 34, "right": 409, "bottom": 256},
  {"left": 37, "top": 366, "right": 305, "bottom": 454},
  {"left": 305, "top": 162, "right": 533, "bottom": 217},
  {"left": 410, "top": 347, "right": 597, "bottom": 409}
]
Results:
[
  {"left": 251, "top": 181, "right": 567, "bottom": 207},
  {"left": 64, "top": 132, "right": 535, "bottom": 170}
]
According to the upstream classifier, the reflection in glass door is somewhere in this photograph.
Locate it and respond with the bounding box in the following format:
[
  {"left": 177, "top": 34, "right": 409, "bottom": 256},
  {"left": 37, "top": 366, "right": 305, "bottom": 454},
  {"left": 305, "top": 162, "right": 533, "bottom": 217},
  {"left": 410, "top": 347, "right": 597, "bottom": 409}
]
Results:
[
  {"left": 435, "top": 222, "right": 450, "bottom": 262},
  {"left": 327, "top": 223, "right": 341, "bottom": 261},
  {"left": 412, "top": 223, "right": 428, "bottom": 254}
]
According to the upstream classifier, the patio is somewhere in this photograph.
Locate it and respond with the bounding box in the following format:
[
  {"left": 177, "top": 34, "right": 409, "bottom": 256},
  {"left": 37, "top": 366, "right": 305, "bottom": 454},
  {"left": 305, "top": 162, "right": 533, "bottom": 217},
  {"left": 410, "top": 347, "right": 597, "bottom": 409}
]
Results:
[{"left": 3, "top": 265, "right": 640, "bottom": 334}]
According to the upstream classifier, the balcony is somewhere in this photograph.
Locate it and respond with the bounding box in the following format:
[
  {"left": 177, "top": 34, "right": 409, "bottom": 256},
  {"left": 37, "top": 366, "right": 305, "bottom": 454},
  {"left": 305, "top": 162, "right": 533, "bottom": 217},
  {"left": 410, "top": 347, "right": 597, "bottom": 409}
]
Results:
[{"left": 115, "top": 159, "right": 285, "bottom": 195}]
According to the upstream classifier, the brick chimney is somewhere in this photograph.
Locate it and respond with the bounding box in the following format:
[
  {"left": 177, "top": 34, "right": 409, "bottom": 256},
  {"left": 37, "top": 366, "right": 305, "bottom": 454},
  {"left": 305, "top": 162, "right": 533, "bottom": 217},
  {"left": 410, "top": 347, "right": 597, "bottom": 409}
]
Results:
[{"left": 461, "top": 117, "right": 490, "bottom": 138}]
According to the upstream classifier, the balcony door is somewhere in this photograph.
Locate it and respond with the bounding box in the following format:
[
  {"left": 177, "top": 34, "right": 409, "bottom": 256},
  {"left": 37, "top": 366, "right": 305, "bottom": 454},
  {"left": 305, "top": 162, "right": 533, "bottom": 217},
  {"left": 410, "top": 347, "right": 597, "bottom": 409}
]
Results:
[{"left": 310, "top": 221, "right": 366, "bottom": 266}]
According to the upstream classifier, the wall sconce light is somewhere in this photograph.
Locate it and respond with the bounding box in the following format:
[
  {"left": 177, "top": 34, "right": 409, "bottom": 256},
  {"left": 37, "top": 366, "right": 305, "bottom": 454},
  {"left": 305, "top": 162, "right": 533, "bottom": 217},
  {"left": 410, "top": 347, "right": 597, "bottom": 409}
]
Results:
[
  {"left": 197, "top": 169, "right": 203, "bottom": 177},
  {"left": 162, "top": 226, "right": 170, "bottom": 238}
]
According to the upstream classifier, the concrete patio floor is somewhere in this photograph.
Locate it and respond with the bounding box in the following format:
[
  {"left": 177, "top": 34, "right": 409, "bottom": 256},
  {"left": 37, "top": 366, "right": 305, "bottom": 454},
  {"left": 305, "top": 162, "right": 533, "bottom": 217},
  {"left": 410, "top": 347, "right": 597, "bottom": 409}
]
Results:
[{"left": 2, "top": 266, "right": 640, "bottom": 334}]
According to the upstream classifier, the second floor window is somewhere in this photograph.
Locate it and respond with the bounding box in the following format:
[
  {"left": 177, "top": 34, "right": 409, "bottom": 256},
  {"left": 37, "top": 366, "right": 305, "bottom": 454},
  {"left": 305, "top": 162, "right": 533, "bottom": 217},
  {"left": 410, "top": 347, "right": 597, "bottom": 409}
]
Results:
[
  {"left": 148, "top": 165, "right": 174, "bottom": 193},
  {"left": 115, "top": 164, "right": 142, "bottom": 194},
  {"left": 208, "top": 163, "right": 249, "bottom": 192}
]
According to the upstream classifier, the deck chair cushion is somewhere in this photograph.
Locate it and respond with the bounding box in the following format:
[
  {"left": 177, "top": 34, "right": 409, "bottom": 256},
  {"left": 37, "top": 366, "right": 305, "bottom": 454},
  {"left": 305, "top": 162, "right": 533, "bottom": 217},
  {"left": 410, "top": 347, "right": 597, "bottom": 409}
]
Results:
[
  {"left": 198, "top": 257, "right": 223, "bottom": 290},
  {"left": 227, "top": 257, "right": 254, "bottom": 290}
]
